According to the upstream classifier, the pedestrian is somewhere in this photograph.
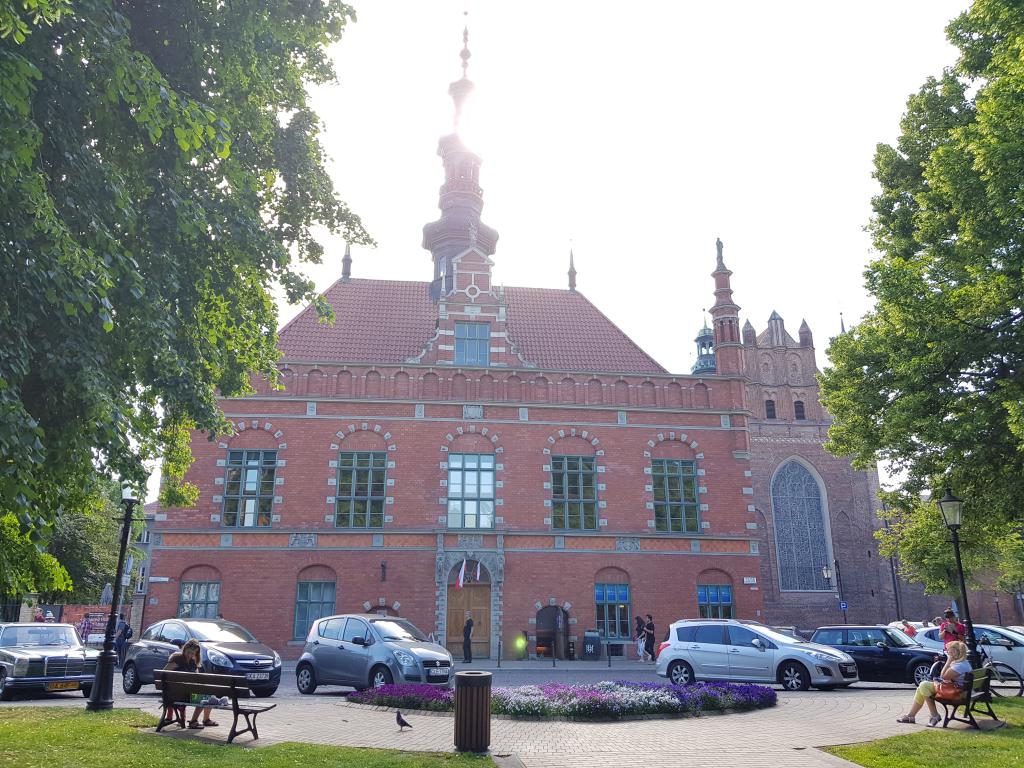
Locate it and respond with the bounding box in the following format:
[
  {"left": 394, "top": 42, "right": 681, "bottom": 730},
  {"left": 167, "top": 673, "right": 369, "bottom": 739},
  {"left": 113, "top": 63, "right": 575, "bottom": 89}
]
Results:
[
  {"left": 114, "top": 613, "right": 132, "bottom": 668},
  {"left": 78, "top": 615, "right": 94, "bottom": 644},
  {"left": 939, "top": 610, "right": 965, "bottom": 646},
  {"left": 644, "top": 614, "right": 656, "bottom": 663},
  {"left": 163, "top": 639, "right": 217, "bottom": 729},
  {"left": 634, "top": 616, "right": 647, "bottom": 661},
  {"left": 33, "top": 607, "right": 44, "bottom": 622},
  {"left": 462, "top": 611, "right": 474, "bottom": 664},
  {"left": 43, "top": 611, "right": 55, "bottom": 623},
  {"left": 899, "top": 619, "right": 917, "bottom": 638}
]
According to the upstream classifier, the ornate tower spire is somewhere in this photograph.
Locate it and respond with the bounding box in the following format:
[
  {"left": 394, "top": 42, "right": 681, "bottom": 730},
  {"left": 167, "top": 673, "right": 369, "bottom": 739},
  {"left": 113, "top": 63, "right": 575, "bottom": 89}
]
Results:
[
  {"left": 341, "top": 242, "right": 352, "bottom": 282},
  {"left": 840, "top": 312, "right": 846, "bottom": 334},
  {"left": 422, "top": 15, "right": 499, "bottom": 302},
  {"left": 568, "top": 248, "right": 577, "bottom": 292},
  {"left": 692, "top": 313, "right": 716, "bottom": 375},
  {"left": 710, "top": 238, "right": 742, "bottom": 374}
]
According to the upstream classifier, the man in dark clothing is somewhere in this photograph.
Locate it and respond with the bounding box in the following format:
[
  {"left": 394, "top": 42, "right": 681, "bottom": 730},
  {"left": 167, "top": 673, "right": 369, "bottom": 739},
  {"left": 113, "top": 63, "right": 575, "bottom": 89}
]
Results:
[
  {"left": 114, "top": 614, "right": 130, "bottom": 668},
  {"left": 644, "top": 614, "right": 656, "bottom": 662},
  {"left": 462, "top": 612, "right": 474, "bottom": 663}
]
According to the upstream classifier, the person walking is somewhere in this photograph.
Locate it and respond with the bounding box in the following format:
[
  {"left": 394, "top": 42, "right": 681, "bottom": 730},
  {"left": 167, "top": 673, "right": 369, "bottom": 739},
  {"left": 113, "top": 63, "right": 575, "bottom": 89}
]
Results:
[
  {"left": 939, "top": 610, "right": 965, "bottom": 646},
  {"left": 634, "top": 616, "right": 647, "bottom": 661},
  {"left": 644, "top": 614, "right": 656, "bottom": 663},
  {"left": 114, "top": 613, "right": 132, "bottom": 668},
  {"left": 462, "top": 611, "right": 474, "bottom": 664},
  {"left": 78, "top": 615, "right": 94, "bottom": 644},
  {"left": 899, "top": 619, "right": 917, "bottom": 638}
]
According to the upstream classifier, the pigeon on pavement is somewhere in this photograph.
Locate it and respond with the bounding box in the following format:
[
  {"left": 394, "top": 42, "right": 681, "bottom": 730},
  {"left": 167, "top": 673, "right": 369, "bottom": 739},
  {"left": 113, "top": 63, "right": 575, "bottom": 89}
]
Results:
[{"left": 396, "top": 711, "right": 412, "bottom": 731}]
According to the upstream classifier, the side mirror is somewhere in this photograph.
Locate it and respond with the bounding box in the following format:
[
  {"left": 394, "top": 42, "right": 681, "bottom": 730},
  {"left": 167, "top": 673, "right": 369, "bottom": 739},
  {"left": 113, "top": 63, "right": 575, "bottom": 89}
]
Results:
[
  {"left": 979, "top": 637, "right": 990, "bottom": 646},
  {"left": 349, "top": 636, "right": 365, "bottom": 646},
  {"left": 996, "top": 638, "right": 1013, "bottom": 648},
  {"left": 751, "top": 638, "right": 765, "bottom": 651},
  {"left": 876, "top": 642, "right": 888, "bottom": 650},
  {"left": 171, "top": 638, "right": 184, "bottom": 648}
]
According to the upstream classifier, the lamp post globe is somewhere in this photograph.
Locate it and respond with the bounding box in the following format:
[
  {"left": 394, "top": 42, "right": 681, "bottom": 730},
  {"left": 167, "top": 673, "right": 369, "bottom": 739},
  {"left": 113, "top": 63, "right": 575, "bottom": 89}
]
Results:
[{"left": 86, "top": 483, "right": 138, "bottom": 711}]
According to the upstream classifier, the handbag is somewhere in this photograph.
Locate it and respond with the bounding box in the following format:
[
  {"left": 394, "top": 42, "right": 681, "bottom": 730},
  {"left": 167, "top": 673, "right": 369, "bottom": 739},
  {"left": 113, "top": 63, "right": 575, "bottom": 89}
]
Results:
[{"left": 934, "top": 680, "right": 962, "bottom": 701}]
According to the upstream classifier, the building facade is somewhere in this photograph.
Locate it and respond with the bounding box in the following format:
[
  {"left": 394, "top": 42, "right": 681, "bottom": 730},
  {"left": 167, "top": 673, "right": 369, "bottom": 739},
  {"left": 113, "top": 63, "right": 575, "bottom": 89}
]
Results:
[{"left": 145, "top": 38, "right": 982, "bottom": 659}]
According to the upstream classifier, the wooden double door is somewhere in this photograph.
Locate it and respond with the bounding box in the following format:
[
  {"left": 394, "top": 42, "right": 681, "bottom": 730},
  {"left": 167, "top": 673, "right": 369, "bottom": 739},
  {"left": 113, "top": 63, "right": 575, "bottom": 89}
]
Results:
[{"left": 446, "top": 583, "right": 491, "bottom": 660}]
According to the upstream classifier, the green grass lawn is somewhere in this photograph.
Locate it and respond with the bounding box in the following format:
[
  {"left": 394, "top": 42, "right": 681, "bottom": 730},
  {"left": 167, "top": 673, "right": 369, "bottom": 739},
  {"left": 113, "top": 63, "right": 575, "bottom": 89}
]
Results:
[
  {"left": 0, "top": 707, "right": 491, "bottom": 768},
  {"left": 827, "top": 697, "right": 1024, "bottom": 768}
]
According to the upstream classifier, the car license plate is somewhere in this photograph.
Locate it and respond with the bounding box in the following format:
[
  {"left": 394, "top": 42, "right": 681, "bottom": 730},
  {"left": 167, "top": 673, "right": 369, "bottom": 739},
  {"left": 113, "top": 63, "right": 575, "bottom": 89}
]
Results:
[
  {"left": 428, "top": 668, "right": 448, "bottom": 677},
  {"left": 46, "top": 681, "right": 79, "bottom": 691},
  {"left": 246, "top": 672, "right": 270, "bottom": 681}
]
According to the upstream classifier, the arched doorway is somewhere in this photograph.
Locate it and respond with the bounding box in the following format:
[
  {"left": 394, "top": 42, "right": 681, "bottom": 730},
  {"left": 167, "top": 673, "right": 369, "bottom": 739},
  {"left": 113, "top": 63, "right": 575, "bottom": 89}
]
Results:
[
  {"left": 535, "top": 606, "right": 569, "bottom": 659},
  {"left": 446, "top": 560, "right": 491, "bottom": 659}
]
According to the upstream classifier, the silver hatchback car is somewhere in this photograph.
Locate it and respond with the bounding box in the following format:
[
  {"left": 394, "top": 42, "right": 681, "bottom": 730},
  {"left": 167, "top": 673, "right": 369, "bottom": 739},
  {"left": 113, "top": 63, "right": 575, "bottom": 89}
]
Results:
[{"left": 295, "top": 614, "right": 453, "bottom": 694}]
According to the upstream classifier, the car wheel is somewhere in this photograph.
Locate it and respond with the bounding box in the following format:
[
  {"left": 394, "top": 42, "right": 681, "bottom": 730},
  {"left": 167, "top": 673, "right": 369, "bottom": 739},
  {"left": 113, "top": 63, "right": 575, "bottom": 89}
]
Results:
[
  {"left": 295, "top": 663, "right": 317, "bottom": 695},
  {"left": 81, "top": 685, "right": 92, "bottom": 698},
  {"left": 121, "top": 662, "right": 142, "bottom": 694},
  {"left": 668, "top": 660, "right": 695, "bottom": 686},
  {"left": 0, "top": 670, "right": 13, "bottom": 701},
  {"left": 778, "top": 661, "right": 811, "bottom": 691},
  {"left": 911, "top": 662, "right": 932, "bottom": 685},
  {"left": 251, "top": 686, "right": 278, "bottom": 698},
  {"left": 370, "top": 665, "right": 393, "bottom": 688}
]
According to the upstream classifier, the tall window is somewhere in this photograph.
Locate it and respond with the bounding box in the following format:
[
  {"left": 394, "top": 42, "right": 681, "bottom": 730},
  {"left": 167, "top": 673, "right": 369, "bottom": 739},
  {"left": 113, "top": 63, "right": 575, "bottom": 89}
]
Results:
[
  {"left": 178, "top": 581, "right": 220, "bottom": 618},
  {"left": 294, "top": 581, "right": 336, "bottom": 639},
  {"left": 336, "top": 452, "right": 387, "bottom": 528},
  {"left": 223, "top": 450, "right": 277, "bottom": 527},
  {"left": 455, "top": 322, "right": 490, "bottom": 366},
  {"left": 652, "top": 459, "right": 699, "bottom": 532},
  {"left": 551, "top": 455, "right": 597, "bottom": 529},
  {"left": 697, "top": 584, "right": 734, "bottom": 618},
  {"left": 595, "top": 583, "right": 631, "bottom": 639},
  {"left": 447, "top": 453, "right": 495, "bottom": 528},
  {"left": 772, "top": 460, "right": 830, "bottom": 590},
  {"left": 765, "top": 400, "right": 777, "bottom": 419},
  {"left": 794, "top": 400, "right": 806, "bottom": 420}
]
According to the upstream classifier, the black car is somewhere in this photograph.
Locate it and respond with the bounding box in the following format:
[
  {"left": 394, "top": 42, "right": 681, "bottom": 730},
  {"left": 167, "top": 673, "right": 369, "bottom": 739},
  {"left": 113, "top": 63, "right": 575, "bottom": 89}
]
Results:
[
  {"left": 122, "top": 618, "right": 281, "bottom": 696},
  {"left": 810, "top": 625, "right": 937, "bottom": 685}
]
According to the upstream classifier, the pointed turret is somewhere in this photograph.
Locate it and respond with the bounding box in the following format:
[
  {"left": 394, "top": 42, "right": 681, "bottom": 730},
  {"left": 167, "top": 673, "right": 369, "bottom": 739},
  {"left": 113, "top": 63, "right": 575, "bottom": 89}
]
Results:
[
  {"left": 422, "top": 21, "right": 499, "bottom": 301},
  {"left": 709, "top": 238, "right": 742, "bottom": 374},
  {"left": 568, "top": 249, "right": 577, "bottom": 292},
  {"left": 767, "top": 310, "right": 786, "bottom": 347},
  {"left": 799, "top": 319, "right": 813, "bottom": 348},
  {"left": 840, "top": 312, "right": 846, "bottom": 334},
  {"left": 742, "top": 319, "right": 757, "bottom": 346},
  {"left": 341, "top": 242, "right": 352, "bottom": 282}
]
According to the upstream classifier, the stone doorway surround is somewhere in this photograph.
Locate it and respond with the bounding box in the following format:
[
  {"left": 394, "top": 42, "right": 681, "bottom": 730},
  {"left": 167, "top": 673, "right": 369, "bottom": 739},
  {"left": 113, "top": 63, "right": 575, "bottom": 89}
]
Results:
[{"left": 435, "top": 534, "right": 504, "bottom": 658}]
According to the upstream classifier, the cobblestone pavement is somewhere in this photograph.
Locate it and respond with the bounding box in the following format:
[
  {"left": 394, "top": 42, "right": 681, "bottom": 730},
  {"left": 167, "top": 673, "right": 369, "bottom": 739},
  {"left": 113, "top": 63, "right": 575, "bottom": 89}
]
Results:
[{"left": 2, "top": 678, "right": 944, "bottom": 767}]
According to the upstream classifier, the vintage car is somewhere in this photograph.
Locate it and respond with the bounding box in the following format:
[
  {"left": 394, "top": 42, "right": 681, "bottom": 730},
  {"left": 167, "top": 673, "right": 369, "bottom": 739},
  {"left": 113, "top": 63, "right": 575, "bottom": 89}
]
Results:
[{"left": 0, "top": 622, "right": 100, "bottom": 700}]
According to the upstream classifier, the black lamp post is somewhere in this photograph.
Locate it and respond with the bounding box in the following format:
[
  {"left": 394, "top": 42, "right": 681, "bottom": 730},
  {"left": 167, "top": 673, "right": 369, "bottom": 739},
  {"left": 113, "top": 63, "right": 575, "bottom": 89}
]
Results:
[
  {"left": 87, "top": 484, "right": 137, "bottom": 711},
  {"left": 936, "top": 488, "right": 979, "bottom": 666},
  {"left": 822, "top": 562, "right": 847, "bottom": 623}
]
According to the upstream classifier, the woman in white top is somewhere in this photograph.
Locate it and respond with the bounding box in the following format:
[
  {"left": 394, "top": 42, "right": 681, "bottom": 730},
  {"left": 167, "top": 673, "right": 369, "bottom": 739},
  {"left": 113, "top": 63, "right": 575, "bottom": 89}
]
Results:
[{"left": 896, "top": 640, "right": 971, "bottom": 727}]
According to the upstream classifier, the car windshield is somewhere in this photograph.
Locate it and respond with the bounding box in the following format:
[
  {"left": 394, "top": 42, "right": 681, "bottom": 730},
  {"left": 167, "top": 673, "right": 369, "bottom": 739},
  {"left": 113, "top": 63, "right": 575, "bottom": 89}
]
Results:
[
  {"left": 0, "top": 625, "right": 80, "bottom": 648},
  {"left": 187, "top": 621, "right": 257, "bottom": 643},
  {"left": 884, "top": 627, "right": 918, "bottom": 647},
  {"left": 370, "top": 619, "right": 425, "bottom": 642}
]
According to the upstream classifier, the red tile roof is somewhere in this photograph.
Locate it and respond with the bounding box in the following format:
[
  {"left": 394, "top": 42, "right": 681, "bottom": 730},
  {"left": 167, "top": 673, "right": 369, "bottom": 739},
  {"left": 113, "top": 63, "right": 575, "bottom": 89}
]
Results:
[{"left": 277, "top": 278, "right": 666, "bottom": 374}]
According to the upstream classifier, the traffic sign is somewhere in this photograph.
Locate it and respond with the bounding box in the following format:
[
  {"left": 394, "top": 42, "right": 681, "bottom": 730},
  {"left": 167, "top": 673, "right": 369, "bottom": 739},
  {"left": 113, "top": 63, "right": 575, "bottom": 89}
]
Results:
[{"left": 839, "top": 601, "right": 848, "bottom": 612}]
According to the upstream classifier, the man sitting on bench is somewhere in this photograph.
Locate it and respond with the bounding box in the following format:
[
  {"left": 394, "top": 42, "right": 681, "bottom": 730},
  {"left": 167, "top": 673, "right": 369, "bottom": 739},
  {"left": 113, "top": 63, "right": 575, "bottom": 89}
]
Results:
[{"left": 164, "top": 639, "right": 217, "bottom": 729}]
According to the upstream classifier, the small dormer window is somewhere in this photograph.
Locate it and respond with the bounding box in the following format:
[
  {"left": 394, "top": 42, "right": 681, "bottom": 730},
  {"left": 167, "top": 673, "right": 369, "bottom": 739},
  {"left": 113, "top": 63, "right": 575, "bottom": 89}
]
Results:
[
  {"left": 455, "top": 322, "right": 490, "bottom": 366},
  {"left": 765, "top": 400, "right": 777, "bottom": 419},
  {"left": 794, "top": 401, "right": 806, "bottom": 420}
]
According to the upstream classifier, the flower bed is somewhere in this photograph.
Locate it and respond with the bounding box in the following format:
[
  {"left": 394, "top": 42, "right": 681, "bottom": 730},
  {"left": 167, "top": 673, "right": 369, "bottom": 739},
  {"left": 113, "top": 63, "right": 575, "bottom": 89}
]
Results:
[{"left": 347, "top": 680, "right": 776, "bottom": 720}]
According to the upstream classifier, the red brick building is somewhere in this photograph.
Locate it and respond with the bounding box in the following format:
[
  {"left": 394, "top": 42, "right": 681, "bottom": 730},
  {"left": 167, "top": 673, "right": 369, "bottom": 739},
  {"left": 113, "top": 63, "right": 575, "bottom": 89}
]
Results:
[{"left": 145, "top": 41, "right": 970, "bottom": 659}]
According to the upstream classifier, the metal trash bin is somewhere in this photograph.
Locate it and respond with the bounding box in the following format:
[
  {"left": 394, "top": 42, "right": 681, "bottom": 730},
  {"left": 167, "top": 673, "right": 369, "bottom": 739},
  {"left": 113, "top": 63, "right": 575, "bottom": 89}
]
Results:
[
  {"left": 582, "top": 630, "right": 601, "bottom": 660},
  {"left": 454, "top": 670, "right": 491, "bottom": 752},
  {"left": 567, "top": 640, "right": 576, "bottom": 660}
]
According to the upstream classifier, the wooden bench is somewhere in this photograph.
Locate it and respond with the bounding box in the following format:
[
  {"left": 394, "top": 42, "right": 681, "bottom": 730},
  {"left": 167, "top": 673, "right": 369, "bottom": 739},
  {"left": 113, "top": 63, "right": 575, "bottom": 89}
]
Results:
[
  {"left": 154, "top": 669, "right": 276, "bottom": 744},
  {"left": 935, "top": 668, "right": 1002, "bottom": 729}
]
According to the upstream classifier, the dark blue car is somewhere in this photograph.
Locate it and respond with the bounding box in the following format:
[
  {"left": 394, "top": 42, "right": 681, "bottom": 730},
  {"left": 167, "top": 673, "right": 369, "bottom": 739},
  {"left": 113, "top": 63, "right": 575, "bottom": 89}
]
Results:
[{"left": 810, "top": 625, "right": 937, "bottom": 685}]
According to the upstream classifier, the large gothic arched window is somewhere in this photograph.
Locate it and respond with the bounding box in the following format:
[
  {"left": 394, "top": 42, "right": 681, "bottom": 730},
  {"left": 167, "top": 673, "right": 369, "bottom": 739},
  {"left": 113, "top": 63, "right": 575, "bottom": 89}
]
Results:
[{"left": 771, "top": 461, "right": 831, "bottom": 591}]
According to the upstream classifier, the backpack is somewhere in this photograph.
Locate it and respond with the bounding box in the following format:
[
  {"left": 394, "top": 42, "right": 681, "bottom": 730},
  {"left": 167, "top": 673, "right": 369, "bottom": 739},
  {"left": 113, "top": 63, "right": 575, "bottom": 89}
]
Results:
[{"left": 125, "top": 624, "right": 134, "bottom": 639}]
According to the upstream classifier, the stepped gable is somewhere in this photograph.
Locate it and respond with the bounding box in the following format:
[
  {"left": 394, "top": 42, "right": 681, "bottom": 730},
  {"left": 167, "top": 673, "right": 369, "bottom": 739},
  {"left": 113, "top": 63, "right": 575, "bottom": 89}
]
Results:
[
  {"left": 277, "top": 277, "right": 436, "bottom": 362},
  {"left": 503, "top": 286, "right": 667, "bottom": 374}
]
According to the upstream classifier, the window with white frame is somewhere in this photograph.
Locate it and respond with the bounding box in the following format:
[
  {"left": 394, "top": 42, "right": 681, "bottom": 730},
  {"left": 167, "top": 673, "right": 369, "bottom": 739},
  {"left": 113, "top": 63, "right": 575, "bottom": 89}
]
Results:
[{"left": 447, "top": 453, "right": 495, "bottom": 528}]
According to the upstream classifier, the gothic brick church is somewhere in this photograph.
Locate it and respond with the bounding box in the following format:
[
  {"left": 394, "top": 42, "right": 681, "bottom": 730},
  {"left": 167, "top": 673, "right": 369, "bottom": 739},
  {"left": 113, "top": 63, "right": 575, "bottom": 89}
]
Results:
[{"left": 145, "top": 34, "right": 964, "bottom": 659}]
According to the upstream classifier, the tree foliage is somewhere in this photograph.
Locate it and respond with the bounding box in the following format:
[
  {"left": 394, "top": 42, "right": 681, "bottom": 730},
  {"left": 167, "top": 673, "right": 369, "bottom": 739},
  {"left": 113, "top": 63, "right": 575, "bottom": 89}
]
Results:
[
  {"left": 0, "top": 512, "right": 70, "bottom": 598},
  {"left": 0, "top": 0, "right": 371, "bottom": 586},
  {"left": 821, "top": 0, "right": 1024, "bottom": 590}
]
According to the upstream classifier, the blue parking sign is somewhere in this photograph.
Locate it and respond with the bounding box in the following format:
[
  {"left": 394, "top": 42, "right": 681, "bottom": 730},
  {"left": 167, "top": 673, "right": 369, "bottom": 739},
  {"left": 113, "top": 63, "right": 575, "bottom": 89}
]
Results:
[{"left": 839, "top": 601, "right": 848, "bottom": 611}]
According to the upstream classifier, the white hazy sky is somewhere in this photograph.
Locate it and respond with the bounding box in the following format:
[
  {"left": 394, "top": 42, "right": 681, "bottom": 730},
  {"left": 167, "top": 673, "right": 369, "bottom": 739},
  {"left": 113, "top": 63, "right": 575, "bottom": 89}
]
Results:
[{"left": 290, "top": 0, "right": 970, "bottom": 375}]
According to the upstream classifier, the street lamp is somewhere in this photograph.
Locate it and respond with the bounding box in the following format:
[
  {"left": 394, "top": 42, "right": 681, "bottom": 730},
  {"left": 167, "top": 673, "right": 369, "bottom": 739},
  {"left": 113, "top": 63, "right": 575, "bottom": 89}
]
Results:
[
  {"left": 87, "top": 484, "right": 138, "bottom": 711},
  {"left": 936, "top": 488, "right": 979, "bottom": 665},
  {"left": 821, "top": 564, "right": 833, "bottom": 589}
]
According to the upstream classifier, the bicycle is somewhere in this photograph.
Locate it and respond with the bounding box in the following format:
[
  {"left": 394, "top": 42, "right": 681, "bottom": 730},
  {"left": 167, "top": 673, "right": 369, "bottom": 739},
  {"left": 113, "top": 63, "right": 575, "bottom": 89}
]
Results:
[{"left": 978, "top": 644, "right": 1024, "bottom": 697}]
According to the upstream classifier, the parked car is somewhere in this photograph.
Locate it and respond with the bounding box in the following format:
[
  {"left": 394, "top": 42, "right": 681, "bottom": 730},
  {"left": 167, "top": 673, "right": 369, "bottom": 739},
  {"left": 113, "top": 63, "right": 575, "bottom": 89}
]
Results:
[
  {"left": 122, "top": 618, "right": 281, "bottom": 696},
  {"left": 654, "top": 618, "right": 859, "bottom": 691},
  {"left": 296, "top": 614, "right": 453, "bottom": 694},
  {"left": 916, "top": 623, "right": 1024, "bottom": 677},
  {"left": 810, "top": 625, "right": 938, "bottom": 684},
  {"left": 0, "top": 622, "right": 99, "bottom": 700}
]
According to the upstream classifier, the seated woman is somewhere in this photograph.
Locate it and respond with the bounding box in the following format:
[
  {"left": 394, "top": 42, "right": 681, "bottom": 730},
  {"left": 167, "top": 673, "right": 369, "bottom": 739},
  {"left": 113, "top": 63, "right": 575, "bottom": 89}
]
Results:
[
  {"left": 896, "top": 640, "right": 971, "bottom": 727},
  {"left": 163, "top": 638, "right": 217, "bottom": 729}
]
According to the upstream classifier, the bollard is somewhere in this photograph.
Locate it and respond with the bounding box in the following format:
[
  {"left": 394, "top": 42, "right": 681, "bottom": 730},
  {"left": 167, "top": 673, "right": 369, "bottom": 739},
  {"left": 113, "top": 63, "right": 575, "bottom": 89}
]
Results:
[
  {"left": 497, "top": 638, "right": 501, "bottom": 669},
  {"left": 454, "top": 670, "right": 492, "bottom": 753}
]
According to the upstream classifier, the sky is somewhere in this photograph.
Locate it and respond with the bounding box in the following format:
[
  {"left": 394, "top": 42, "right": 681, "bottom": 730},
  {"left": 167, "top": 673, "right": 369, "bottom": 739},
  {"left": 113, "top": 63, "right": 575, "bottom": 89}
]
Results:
[{"left": 290, "top": 0, "right": 971, "bottom": 375}]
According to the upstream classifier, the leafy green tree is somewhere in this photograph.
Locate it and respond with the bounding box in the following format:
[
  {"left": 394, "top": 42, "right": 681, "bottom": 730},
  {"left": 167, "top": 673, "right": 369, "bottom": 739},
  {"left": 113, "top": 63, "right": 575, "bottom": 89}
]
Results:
[
  {"left": 0, "top": 0, "right": 371, "bottom": 587},
  {"left": 0, "top": 513, "right": 70, "bottom": 598},
  {"left": 821, "top": 0, "right": 1024, "bottom": 590}
]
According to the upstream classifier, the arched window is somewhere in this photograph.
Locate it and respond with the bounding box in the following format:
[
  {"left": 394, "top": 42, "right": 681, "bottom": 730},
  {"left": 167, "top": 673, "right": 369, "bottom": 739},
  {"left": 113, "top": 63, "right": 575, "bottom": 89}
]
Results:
[
  {"left": 771, "top": 461, "right": 831, "bottom": 591},
  {"left": 765, "top": 399, "right": 777, "bottom": 419},
  {"left": 794, "top": 400, "right": 806, "bottom": 420}
]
